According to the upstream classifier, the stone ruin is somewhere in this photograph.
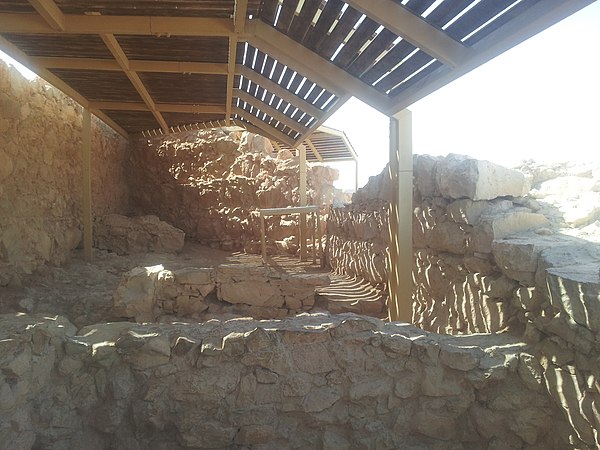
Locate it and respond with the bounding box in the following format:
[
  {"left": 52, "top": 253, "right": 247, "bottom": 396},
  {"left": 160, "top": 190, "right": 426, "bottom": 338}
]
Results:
[{"left": 1, "top": 60, "right": 600, "bottom": 449}]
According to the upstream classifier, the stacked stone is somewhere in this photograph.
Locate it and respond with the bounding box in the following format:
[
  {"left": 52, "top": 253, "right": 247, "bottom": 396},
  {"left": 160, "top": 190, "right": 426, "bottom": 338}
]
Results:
[
  {"left": 112, "top": 264, "right": 330, "bottom": 322},
  {"left": 329, "top": 154, "right": 548, "bottom": 334},
  {"left": 0, "top": 313, "right": 573, "bottom": 449},
  {"left": 328, "top": 153, "right": 600, "bottom": 447},
  {"left": 0, "top": 61, "right": 128, "bottom": 284}
]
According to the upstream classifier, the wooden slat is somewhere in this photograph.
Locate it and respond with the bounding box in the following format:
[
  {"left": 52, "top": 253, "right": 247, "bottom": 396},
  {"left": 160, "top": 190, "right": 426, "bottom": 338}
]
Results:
[
  {"left": 1, "top": 33, "right": 113, "bottom": 59},
  {"left": 140, "top": 72, "right": 228, "bottom": 104},
  {"left": 303, "top": 0, "right": 344, "bottom": 50},
  {"left": 375, "top": 50, "right": 435, "bottom": 93},
  {"left": 403, "top": 0, "right": 438, "bottom": 16},
  {"left": 235, "top": 89, "right": 308, "bottom": 133},
  {"left": 347, "top": 28, "right": 397, "bottom": 77},
  {"left": 233, "top": 106, "right": 296, "bottom": 146},
  {"left": 237, "top": 64, "right": 324, "bottom": 119},
  {"left": 388, "top": 60, "right": 442, "bottom": 97},
  {"left": 100, "top": 110, "right": 160, "bottom": 133},
  {"left": 115, "top": 36, "right": 229, "bottom": 63},
  {"left": 260, "top": 0, "right": 279, "bottom": 25},
  {"left": 288, "top": 0, "right": 321, "bottom": 42},
  {"left": 426, "top": 0, "right": 474, "bottom": 28},
  {"left": 445, "top": 0, "right": 517, "bottom": 42},
  {"left": 360, "top": 39, "right": 417, "bottom": 86},
  {"left": 316, "top": 7, "right": 362, "bottom": 60},
  {"left": 463, "top": 0, "right": 542, "bottom": 46},
  {"left": 48, "top": 69, "right": 143, "bottom": 102},
  {"left": 333, "top": 16, "right": 379, "bottom": 69},
  {"left": 275, "top": 0, "right": 299, "bottom": 33}
]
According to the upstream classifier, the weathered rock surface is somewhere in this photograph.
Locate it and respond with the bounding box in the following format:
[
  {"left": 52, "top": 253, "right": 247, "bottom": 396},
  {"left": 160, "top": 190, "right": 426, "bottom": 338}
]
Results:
[
  {"left": 94, "top": 214, "right": 185, "bottom": 255},
  {"left": 0, "top": 61, "right": 128, "bottom": 283},
  {"left": 128, "top": 129, "right": 341, "bottom": 252},
  {"left": 112, "top": 263, "right": 329, "bottom": 322},
  {"left": 331, "top": 155, "right": 600, "bottom": 448},
  {"left": 0, "top": 312, "right": 573, "bottom": 449}
]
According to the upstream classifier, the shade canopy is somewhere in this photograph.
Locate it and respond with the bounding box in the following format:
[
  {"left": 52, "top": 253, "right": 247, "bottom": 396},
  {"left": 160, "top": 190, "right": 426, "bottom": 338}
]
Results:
[{"left": 0, "top": 0, "right": 593, "bottom": 144}]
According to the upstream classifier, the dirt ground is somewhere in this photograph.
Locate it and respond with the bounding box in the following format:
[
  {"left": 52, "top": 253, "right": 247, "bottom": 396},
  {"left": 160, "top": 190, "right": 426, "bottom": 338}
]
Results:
[{"left": 0, "top": 243, "right": 331, "bottom": 329}]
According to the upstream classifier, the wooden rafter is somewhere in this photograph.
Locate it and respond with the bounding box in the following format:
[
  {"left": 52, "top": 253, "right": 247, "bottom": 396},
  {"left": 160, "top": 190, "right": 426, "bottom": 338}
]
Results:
[
  {"left": 0, "top": 14, "right": 233, "bottom": 36},
  {"left": 89, "top": 102, "right": 226, "bottom": 114},
  {"left": 305, "top": 139, "right": 323, "bottom": 162},
  {"left": 100, "top": 34, "right": 169, "bottom": 133},
  {"left": 232, "top": 107, "right": 295, "bottom": 146},
  {"left": 32, "top": 57, "right": 228, "bottom": 75},
  {"left": 292, "top": 93, "right": 352, "bottom": 149},
  {"left": 345, "top": 0, "right": 469, "bottom": 67},
  {"left": 245, "top": 20, "right": 391, "bottom": 114},
  {"left": 236, "top": 65, "right": 324, "bottom": 120},
  {"left": 234, "top": 89, "right": 308, "bottom": 134},
  {"left": 0, "top": 35, "right": 127, "bottom": 137},
  {"left": 27, "top": 0, "right": 64, "bottom": 31},
  {"left": 226, "top": 0, "right": 249, "bottom": 124}
]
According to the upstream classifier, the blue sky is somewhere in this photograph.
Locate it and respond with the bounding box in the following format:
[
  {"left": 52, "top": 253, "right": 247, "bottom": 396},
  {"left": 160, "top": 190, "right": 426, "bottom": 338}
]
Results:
[{"left": 326, "top": 1, "right": 600, "bottom": 190}]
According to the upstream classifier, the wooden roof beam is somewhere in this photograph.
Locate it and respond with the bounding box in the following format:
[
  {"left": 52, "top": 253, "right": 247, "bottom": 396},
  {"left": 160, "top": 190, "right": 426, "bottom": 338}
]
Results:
[
  {"left": 384, "top": 0, "right": 596, "bottom": 115},
  {"left": 100, "top": 34, "right": 169, "bottom": 133},
  {"left": 226, "top": 0, "right": 249, "bottom": 124},
  {"left": 0, "top": 13, "right": 233, "bottom": 36},
  {"left": 245, "top": 20, "right": 391, "bottom": 114},
  {"left": 232, "top": 107, "right": 295, "bottom": 146},
  {"left": 305, "top": 139, "right": 323, "bottom": 162},
  {"left": 28, "top": 0, "right": 65, "bottom": 31},
  {"left": 345, "top": 0, "right": 470, "bottom": 67},
  {"left": 234, "top": 89, "right": 309, "bottom": 134},
  {"left": 32, "top": 57, "right": 228, "bottom": 74},
  {"left": 0, "top": 35, "right": 127, "bottom": 137},
  {"left": 236, "top": 65, "right": 324, "bottom": 120},
  {"left": 89, "top": 102, "right": 226, "bottom": 114},
  {"left": 291, "top": 93, "right": 352, "bottom": 149}
]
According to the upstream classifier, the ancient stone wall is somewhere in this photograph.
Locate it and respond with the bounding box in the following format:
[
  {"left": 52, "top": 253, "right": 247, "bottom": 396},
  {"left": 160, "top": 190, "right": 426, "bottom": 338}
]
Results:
[
  {"left": 128, "top": 129, "right": 339, "bottom": 253},
  {"left": 0, "top": 62, "right": 129, "bottom": 284},
  {"left": 327, "top": 154, "right": 600, "bottom": 448},
  {"left": 1, "top": 312, "right": 574, "bottom": 449}
]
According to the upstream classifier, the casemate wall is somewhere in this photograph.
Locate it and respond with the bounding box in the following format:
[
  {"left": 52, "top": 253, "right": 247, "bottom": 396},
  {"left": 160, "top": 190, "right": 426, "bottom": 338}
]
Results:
[{"left": 0, "top": 62, "right": 129, "bottom": 284}]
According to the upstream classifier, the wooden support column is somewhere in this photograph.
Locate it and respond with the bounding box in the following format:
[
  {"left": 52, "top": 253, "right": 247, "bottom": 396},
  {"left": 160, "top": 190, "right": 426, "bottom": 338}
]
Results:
[
  {"left": 82, "top": 108, "right": 93, "bottom": 262},
  {"left": 298, "top": 144, "right": 308, "bottom": 261},
  {"left": 387, "top": 109, "right": 413, "bottom": 322}
]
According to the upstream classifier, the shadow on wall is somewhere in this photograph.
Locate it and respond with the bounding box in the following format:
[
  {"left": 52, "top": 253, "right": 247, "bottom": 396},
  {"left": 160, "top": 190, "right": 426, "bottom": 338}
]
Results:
[
  {"left": 327, "top": 153, "right": 600, "bottom": 448},
  {"left": 127, "top": 129, "right": 339, "bottom": 253}
]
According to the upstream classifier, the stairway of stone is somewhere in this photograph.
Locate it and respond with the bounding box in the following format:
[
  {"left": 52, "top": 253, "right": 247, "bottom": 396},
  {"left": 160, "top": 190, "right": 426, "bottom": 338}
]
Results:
[{"left": 315, "top": 274, "right": 387, "bottom": 318}]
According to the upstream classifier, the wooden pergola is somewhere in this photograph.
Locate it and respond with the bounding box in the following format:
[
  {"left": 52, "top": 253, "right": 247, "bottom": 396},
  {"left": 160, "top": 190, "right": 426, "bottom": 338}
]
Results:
[{"left": 0, "top": 0, "right": 594, "bottom": 321}]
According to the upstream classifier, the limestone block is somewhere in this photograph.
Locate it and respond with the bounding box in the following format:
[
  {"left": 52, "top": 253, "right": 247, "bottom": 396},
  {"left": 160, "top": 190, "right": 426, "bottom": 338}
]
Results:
[
  {"left": 112, "top": 265, "right": 164, "bottom": 322},
  {"left": 413, "top": 154, "right": 440, "bottom": 198},
  {"left": 546, "top": 265, "right": 600, "bottom": 333},
  {"left": 173, "top": 267, "right": 214, "bottom": 285},
  {"left": 436, "top": 154, "right": 526, "bottom": 200},
  {"left": 472, "top": 211, "right": 549, "bottom": 253},
  {"left": 492, "top": 237, "right": 549, "bottom": 285}
]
